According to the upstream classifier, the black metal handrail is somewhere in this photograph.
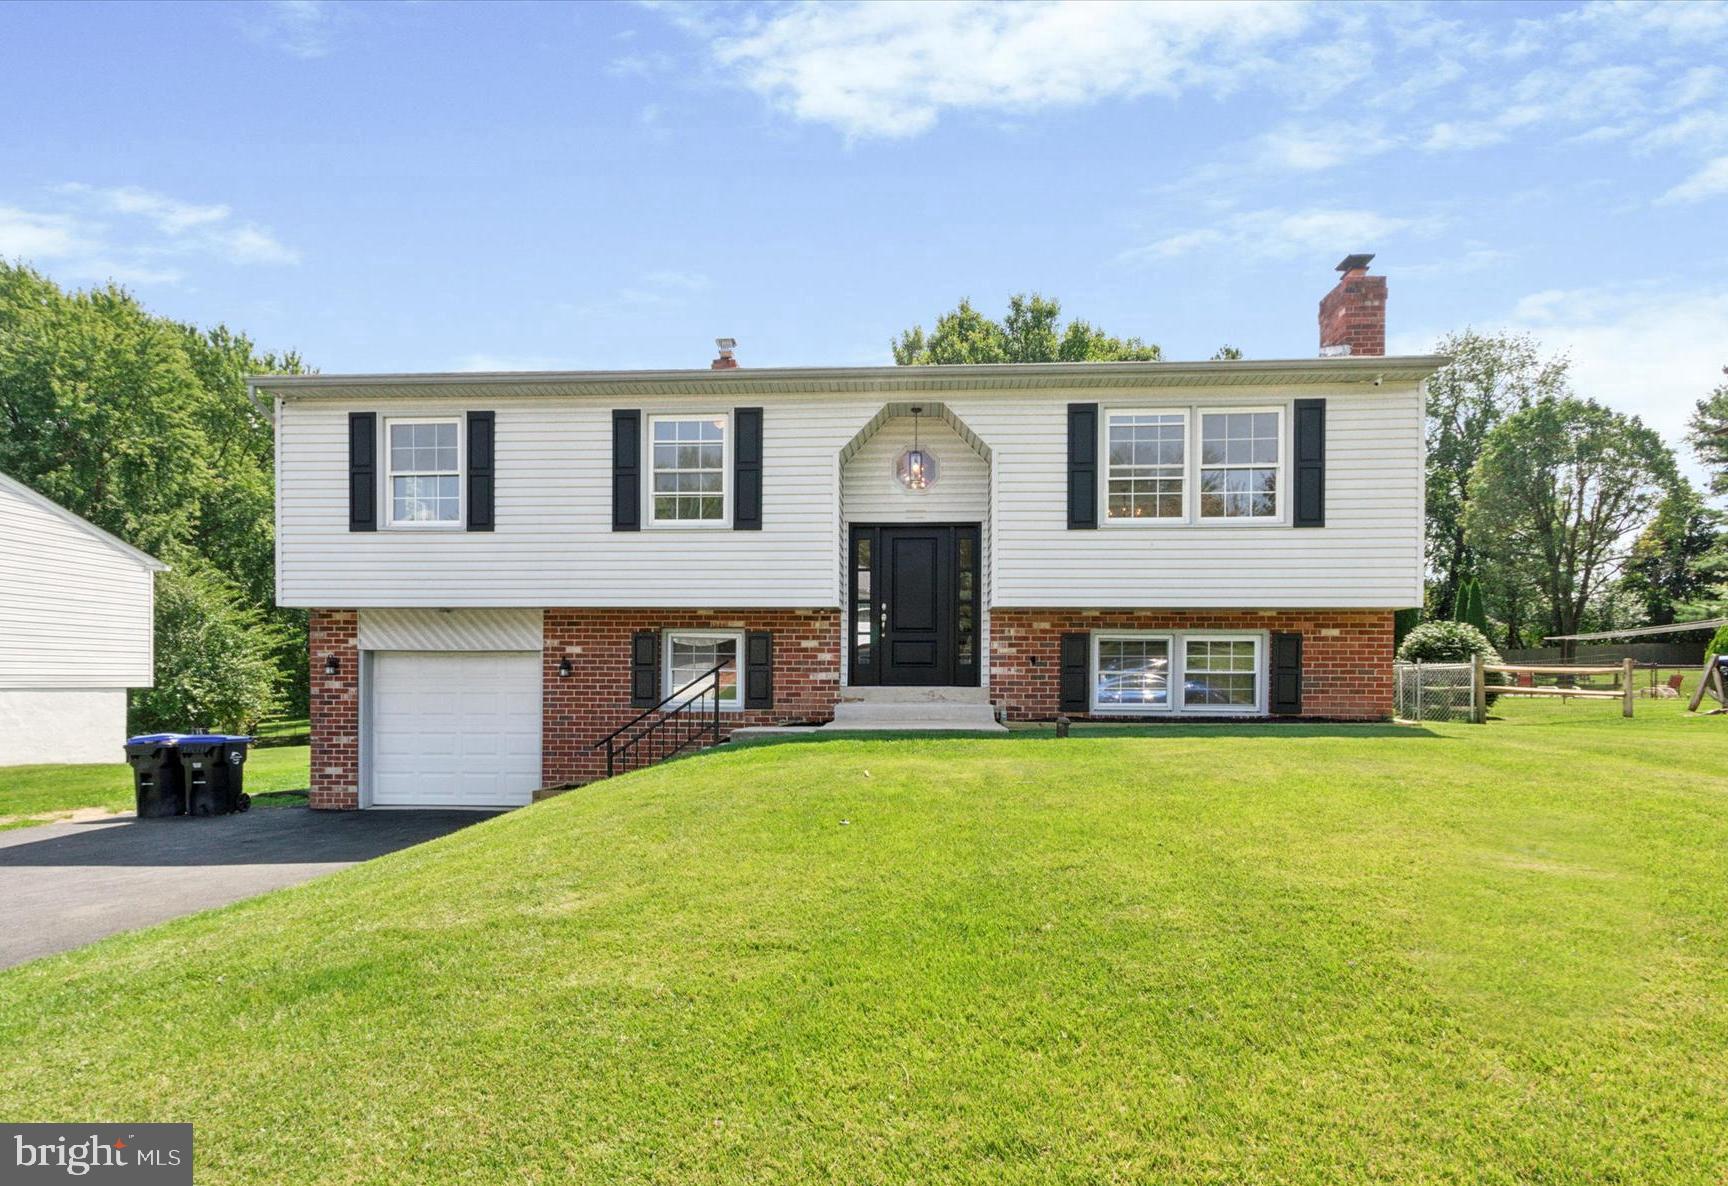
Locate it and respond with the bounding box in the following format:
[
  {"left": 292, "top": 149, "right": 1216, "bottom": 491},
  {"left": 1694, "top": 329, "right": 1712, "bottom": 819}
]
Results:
[{"left": 592, "top": 661, "right": 728, "bottom": 777}]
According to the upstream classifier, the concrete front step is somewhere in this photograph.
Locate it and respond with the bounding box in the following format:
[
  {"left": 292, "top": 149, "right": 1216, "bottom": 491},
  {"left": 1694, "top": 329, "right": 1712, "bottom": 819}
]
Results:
[
  {"left": 836, "top": 685, "right": 991, "bottom": 705},
  {"left": 828, "top": 698, "right": 1004, "bottom": 732}
]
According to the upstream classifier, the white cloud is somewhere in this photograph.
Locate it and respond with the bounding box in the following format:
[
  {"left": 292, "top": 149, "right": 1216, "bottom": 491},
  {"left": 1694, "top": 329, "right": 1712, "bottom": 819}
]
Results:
[
  {"left": 0, "top": 184, "right": 299, "bottom": 286},
  {"left": 242, "top": 0, "right": 342, "bottom": 59},
  {"left": 1396, "top": 285, "right": 1728, "bottom": 464},
  {"left": 1126, "top": 207, "right": 1435, "bottom": 264},
  {"left": 1511, "top": 285, "right": 1728, "bottom": 457},
  {"left": 0, "top": 207, "right": 85, "bottom": 260},
  {"left": 618, "top": 269, "right": 712, "bottom": 305},
  {"left": 1254, "top": 122, "right": 1396, "bottom": 173},
  {"left": 1659, "top": 155, "right": 1728, "bottom": 204},
  {"left": 711, "top": 0, "right": 1312, "bottom": 139}
]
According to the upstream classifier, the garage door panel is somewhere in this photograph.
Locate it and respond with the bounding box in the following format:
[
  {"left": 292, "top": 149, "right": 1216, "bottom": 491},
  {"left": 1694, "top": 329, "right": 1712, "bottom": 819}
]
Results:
[{"left": 370, "top": 652, "right": 541, "bottom": 807}]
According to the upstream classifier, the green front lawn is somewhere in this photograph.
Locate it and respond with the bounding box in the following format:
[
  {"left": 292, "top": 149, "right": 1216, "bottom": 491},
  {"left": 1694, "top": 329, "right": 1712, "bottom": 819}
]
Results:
[
  {"left": 1, "top": 698, "right": 1725, "bottom": 1182},
  {"left": 0, "top": 745, "right": 310, "bottom": 826}
]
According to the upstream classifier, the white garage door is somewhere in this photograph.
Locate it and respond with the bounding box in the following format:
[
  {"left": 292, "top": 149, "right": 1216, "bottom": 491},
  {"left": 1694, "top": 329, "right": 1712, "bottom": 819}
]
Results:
[{"left": 369, "top": 652, "right": 541, "bottom": 808}]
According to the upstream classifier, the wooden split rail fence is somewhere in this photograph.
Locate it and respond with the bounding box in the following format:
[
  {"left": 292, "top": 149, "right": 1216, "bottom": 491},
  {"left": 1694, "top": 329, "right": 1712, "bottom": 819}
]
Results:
[{"left": 1471, "top": 656, "right": 1637, "bottom": 721}]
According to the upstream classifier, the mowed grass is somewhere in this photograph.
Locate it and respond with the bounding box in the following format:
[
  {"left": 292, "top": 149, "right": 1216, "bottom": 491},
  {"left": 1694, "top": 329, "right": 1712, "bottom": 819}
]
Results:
[
  {"left": 1, "top": 698, "right": 1726, "bottom": 1184},
  {"left": 0, "top": 745, "right": 310, "bottom": 826}
]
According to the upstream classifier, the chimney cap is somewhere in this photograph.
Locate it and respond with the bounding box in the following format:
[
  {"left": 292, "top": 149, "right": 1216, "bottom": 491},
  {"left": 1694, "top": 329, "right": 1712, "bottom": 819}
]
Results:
[
  {"left": 1336, "top": 253, "right": 1375, "bottom": 274},
  {"left": 715, "top": 337, "right": 737, "bottom": 350}
]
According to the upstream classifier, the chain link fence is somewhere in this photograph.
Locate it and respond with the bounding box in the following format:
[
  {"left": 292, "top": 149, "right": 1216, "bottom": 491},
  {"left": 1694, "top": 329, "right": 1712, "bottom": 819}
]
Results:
[{"left": 1394, "top": 662, "right": 1481, "bottom": 723}]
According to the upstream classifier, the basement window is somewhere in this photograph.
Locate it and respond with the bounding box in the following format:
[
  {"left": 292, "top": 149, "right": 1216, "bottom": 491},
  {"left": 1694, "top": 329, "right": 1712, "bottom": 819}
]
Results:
[{"left": 663, "top": 630, "right": 742, "bottom": 710}]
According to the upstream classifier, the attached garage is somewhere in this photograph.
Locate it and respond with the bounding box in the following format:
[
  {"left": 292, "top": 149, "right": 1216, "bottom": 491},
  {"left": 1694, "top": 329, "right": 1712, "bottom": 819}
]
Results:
[
  {"left": 359, "top": 610, "right": 544, "bottom": 809},
  {"left": 368, "top": 652, "right": 540, "bottom": 807}
]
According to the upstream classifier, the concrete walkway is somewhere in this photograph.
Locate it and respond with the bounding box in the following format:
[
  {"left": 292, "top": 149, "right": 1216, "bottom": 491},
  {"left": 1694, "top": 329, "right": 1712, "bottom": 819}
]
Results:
[{"left": 0, "top": 807, "right": 497, "bottom": 970}]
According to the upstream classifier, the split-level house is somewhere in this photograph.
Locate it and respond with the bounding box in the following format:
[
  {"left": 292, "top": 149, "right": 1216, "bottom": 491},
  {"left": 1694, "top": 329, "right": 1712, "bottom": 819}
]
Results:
[{"left": 264, "top": 256, "right": 1436, "bottom": 810}]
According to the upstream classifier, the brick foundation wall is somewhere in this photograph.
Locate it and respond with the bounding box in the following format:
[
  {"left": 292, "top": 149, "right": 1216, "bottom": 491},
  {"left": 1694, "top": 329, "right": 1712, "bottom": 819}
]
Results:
[
  {"left": 544, "top": 608, "right": 841, "bottom": 786},
  {"left": 989, "top": 608, "right": 1394, "bottom": 721},
  {"left": 308, "top": 609, "right": 361, "bottom": 809}
]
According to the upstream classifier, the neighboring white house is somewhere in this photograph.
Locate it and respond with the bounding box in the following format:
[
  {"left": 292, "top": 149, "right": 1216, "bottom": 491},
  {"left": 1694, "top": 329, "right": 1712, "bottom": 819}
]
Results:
[
  {"left": 0, "top": 472, "right": 165, "bottom": 766},
  {"left": 263, "top": 256, "right": 1436, "bottom": 810}
]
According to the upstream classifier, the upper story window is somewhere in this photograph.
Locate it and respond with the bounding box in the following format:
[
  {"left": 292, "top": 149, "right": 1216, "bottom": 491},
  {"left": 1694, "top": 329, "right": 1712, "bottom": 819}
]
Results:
[
  {"left": 1199, "top": 410, "right": 1281, "bottom": 521},
  {"left": 386, "top": 418, "right": 461, "bottom": 526},
  {"left": 649, "top": 414, "right": 728, "bottom": 526},
  {"left": 1103, "top": 405, "right": 1284, "bottom": 525},
  {"left": 1106, "top": 412, "right": 1186, "bottom": 521}
]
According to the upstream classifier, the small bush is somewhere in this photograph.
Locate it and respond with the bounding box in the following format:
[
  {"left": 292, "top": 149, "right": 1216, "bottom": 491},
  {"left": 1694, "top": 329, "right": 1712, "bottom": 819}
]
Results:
[
  {"left": 1398, "top": 620, "right": 1502, "bottom": 666},
  {"left": 1707, "top": 624, "right": 1728, "bottom": 659},
  {"left": 129, "top": 562, "right": 290, "bottom": 735}
]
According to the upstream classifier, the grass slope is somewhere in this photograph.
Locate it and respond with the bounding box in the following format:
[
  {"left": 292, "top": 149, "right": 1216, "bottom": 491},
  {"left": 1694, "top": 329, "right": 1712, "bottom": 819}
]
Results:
[
  {"left": 1, "top": 704, "right": 1725, "bottom": 1183},
  {"left": 0, "top": 746, "right": 310, "bottom": 827}
]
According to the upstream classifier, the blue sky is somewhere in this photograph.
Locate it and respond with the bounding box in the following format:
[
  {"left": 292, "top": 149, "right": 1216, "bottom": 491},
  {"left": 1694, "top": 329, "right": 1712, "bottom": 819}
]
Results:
[{"left": 2, "top": 0, "right": 1726, "bottom": 453}]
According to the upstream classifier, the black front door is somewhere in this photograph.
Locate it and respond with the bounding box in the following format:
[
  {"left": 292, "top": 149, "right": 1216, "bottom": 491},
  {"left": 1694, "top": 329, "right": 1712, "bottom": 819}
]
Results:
[{"left": 849, "top": 524, "right": 980, "bottom": 687}]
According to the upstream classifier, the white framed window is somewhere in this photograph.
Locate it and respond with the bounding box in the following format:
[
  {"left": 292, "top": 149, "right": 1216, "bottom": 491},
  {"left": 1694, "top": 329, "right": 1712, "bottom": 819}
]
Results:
[
  {"left": 1090, "top": 630, "right": 1266, "bottom": 715},
  {"left": 1092, "top": 633, "right": 1173, "bottom": 710},
  {"left": 1198, "top": 409, "right": 1282, "bottom": 522},
  {"left": 385, "top": 417, "right": 462, "bottom": 527},
  {"left": 648, "top": 413, "right": 729, "bottom": 526},
  {"left": 1105, "top": 411, "right": 1187, "bottom": 521},
  {"left": 663, "top": 629, "right": 743, "bottom": 710},
  {"left": 1181, "top": 635, "right": 1264, "bottom": 712}
]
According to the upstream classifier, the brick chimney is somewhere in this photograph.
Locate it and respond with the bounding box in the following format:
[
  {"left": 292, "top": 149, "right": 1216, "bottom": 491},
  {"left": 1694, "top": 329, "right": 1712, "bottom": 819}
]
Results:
[
  {"left": 711, "top": 337, "right": 739, "bottom": 370},
  {"left": 1318, "top": 253, "right": 1385, "bottom": 357}
]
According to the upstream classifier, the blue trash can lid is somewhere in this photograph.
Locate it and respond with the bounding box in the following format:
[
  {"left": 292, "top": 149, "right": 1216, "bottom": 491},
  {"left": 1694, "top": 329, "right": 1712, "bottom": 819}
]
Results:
[
  {"left": 179, "top": 734, "right": 254, "bottom": 744},
  {"left": 126, "top": 733, "right": 185, "bottom": 745}
]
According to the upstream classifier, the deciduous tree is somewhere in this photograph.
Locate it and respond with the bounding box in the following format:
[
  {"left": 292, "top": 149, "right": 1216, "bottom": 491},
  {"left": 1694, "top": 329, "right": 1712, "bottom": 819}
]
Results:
[
  {"left": 1465, "top": 397, "right": 1679, "bottom": 639},
  {"left": 894, "top": 295, "right": 1159, "bottom": 365},
  {"left": 1423, "top": 330, "right": 1571, "bottom": 617}
]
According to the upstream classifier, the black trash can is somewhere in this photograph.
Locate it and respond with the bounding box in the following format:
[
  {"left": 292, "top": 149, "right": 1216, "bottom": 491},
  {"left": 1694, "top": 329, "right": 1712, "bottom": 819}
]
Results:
[
  {"left": 124, "top": 734, "right": 186, "bottom": 818},
  {"left": 177, "top": 735, "right": 254, "bottom": 816}
]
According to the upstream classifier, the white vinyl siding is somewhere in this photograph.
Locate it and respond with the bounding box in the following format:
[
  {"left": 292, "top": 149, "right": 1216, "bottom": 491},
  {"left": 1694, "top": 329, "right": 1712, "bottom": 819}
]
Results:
[
  {"left": 275, "top": 381, "right": 1424, "bottom": 611},
  {"left": 0, "top": 480, "right": 158, "bottom": 689},
  {"left": 841, "top": 414, "right": 989, "bottom": 525}
]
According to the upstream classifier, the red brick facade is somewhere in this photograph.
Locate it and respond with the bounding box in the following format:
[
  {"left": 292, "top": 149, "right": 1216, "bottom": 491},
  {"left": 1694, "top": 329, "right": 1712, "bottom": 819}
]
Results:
[
  {"left": 308, "top": 609, "right": 362, "bottom": 809},
  {"left": 989, "top": 608, "right": 1394, "bottom": 722},
  {"left": 307, "top": 605, "right": 1392, "bottom": 809},
  {"left": 542, "top": 608, "right": 841, "bottom": 786}
]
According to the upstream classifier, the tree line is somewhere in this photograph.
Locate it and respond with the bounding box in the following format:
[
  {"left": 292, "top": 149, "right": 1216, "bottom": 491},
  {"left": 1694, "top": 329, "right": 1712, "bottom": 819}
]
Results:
[{"left": 0, "top": 262, "right": 304, "bottom": 733}]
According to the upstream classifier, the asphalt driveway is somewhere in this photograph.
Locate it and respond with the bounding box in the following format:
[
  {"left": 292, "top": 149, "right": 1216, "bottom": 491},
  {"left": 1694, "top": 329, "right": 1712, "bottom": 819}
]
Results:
[{"left": 0, "top": 808, "right": 498, "bottom": 969}]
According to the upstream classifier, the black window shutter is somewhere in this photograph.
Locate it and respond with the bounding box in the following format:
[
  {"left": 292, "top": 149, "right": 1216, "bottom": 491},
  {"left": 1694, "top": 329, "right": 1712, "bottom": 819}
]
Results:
[
  {"left": 348, "top": 412, "right": 377, "bottom": 532},
  {"left": 1293, "top": 399, "right": 1326, "bottom": 528},
  {"left": 744, "top": 630, "right": 773, "bottom": 708},
  {"left": 1067, "top": 403, "right": 1098, "bottom": 529},
  {"left": 613, "top": 409, "right": 641, "bottom": 531},
  {"left": 466, "top": 411, "right": 495, "bottom": 532},
  {"left": 1271, "top": 632, "right": 1303, "bottom": 714},
  {"left": 734, "top": 407, "right": 763, "bottom": 531},
  {"left": 1059, "top": 632, "right": 1091, "bottom": 714},
  {"left": 630, "top": 631, "right": 660, "bottom": 708}
]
